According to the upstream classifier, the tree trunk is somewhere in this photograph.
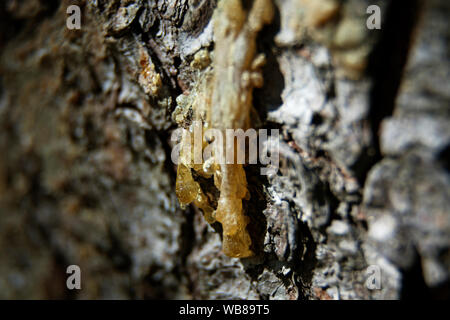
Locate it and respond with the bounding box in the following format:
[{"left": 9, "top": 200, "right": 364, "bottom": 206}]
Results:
[{"left": 0, "top": 0, "right": 448, "bottom": 299}]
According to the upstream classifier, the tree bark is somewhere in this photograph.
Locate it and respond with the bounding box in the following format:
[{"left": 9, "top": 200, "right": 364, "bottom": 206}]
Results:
[{"left": 0, "top": 0, "right": 448, "bottom": 299}]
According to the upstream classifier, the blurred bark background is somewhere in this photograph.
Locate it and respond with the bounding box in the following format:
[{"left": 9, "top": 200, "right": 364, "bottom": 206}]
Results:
[{"left": 0, "top": 0, "right": 448, "bottom": 299}]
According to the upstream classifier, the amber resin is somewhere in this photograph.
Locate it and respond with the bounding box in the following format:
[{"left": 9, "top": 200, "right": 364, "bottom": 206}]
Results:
[{"left": 174, "top": 0, "right": 273, "bottom": 258}]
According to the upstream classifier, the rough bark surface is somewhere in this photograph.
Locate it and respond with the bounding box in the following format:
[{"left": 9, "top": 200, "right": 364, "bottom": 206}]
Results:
[{"left": 0, "top": 0, "right": 448, "bottom": 299}]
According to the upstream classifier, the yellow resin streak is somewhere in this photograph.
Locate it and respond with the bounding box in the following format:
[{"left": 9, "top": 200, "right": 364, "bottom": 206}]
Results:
[{"left": 175, "top": 0, "right": 273, "bottom": 258}]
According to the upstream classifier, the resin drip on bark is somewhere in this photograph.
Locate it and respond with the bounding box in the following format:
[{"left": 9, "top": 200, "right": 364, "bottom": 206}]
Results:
[{"left": 175, "top": 0, "right": 274, "bottom": 258}]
